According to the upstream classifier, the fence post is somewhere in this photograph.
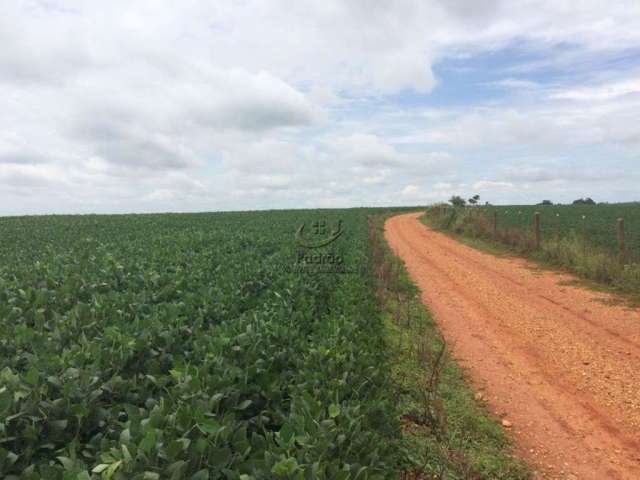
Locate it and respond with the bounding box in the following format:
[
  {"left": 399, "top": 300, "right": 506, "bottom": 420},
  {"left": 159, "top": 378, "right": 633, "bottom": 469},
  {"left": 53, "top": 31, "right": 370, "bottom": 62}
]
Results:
[
  {"left": 617, "top": 218, "right": 626, "bottom": 259},
  {"left": 493, "top": 211, "right": 498, "bottom": 237},
  {"left": 581, "top": 215, "right": 588, "bottom": 256},
  {"left": 534, "top": 212, "right": 541, "bottom": 249}
]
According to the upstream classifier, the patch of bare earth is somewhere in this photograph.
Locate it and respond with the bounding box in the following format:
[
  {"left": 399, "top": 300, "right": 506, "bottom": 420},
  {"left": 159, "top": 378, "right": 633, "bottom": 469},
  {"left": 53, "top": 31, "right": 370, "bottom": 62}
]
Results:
[{"left": 385, "top": 213, "right": 640, "bottom": 480}]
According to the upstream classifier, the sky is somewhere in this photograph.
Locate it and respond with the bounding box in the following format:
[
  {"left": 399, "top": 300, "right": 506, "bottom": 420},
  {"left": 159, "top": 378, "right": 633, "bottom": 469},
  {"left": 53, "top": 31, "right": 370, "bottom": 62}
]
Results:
[{"left": 1, "top": 0, "right": 639, "bottom": 215}]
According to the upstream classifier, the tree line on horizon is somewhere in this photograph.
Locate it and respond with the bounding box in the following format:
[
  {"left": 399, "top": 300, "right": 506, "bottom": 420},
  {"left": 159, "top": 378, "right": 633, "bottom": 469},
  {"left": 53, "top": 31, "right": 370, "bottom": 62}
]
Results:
[{"left": 446, "top": 195, "right": 614, "bottom": 207}]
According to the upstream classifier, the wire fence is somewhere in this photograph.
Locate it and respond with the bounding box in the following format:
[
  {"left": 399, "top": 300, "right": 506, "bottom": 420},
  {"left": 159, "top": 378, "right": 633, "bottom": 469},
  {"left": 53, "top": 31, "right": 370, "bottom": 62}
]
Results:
[{"left": 483, "top": 205, "right": 640, "bottom": 261}]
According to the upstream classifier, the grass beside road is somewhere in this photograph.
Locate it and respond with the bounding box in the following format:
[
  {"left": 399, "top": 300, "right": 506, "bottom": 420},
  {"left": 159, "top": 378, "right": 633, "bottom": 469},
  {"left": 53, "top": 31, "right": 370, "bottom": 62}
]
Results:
[
  {"left": 422, "top": 206, "right": 640, "bottom": 304},
  {"left": 370, "top": 214, "right": 530, "bottom": 479}
]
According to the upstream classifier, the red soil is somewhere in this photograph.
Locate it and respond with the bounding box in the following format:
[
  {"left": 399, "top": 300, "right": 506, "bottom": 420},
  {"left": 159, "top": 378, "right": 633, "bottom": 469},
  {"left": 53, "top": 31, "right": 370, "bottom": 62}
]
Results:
[{"left": 385, "top": 213, "right": 640, "bottom": 479}]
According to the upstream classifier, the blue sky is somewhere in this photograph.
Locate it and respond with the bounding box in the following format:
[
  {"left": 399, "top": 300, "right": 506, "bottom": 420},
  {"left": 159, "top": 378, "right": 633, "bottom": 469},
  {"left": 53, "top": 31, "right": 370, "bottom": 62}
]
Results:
[{"left": 1, "top": 1, "right": 639, "bottom": 214}]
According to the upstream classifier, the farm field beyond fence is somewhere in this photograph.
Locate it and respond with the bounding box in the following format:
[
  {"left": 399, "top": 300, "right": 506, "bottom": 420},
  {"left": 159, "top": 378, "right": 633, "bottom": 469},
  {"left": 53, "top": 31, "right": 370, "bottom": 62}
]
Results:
[
  {"left": 425, "top": 202, "right": 640, "bottom": 295},
  {"left": 0, "top": 209, "right": 409, "bottom": 479},
  {"left": 483, "top": 203, "right": 640, "bottom": 260}
]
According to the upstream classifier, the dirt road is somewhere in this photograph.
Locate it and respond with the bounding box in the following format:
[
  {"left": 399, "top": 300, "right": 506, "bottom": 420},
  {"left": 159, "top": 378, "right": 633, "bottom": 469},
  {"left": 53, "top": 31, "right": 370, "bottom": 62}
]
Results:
[{"left": 385, "top": 213, "right": 640, "bottom": 479}]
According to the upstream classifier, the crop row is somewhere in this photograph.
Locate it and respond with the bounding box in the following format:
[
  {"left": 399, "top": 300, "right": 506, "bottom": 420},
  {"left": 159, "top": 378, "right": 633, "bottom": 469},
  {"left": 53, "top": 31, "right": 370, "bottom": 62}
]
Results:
[{"left": 0, "top": 210, "right": 403, "bottom": 479}]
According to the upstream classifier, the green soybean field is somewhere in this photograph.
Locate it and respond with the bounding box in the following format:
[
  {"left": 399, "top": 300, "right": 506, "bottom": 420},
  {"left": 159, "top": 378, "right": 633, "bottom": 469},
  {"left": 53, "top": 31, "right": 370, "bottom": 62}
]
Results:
[
  {"left": 0, "top": 209, "right": 405, "bottom": 479},
  {"left": 484, "top": 203, "right": 640, "bottom": 259}
]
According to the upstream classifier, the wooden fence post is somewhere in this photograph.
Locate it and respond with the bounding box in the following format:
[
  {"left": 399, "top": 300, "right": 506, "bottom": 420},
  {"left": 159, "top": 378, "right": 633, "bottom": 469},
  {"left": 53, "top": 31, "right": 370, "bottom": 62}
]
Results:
[
  {"left": 534, "top": 212, "right": 541, "bottom": 249},
  {"left": 493, "top": 211, "right": 498, "bottom": 237},
  {"left": 617, "top": 218, "right": 626, "bottom": 259},
  {"left": 581, "top": 215, "right": 588, "bottom": 256}
]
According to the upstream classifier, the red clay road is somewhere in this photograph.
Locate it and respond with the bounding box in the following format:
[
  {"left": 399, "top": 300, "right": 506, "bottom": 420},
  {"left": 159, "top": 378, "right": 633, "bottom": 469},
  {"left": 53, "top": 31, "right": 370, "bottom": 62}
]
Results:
[{"left": 385, "top": 213, "right": 640, "bottom": 480}]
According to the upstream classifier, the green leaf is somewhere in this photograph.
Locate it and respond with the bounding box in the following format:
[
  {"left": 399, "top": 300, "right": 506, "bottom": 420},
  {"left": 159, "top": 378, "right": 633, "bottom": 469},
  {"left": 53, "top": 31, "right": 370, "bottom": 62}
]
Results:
[
  {"left": 105, "top": 460, "right": 123, "bottom": 480},
  {"left": 56, "top": 456, "right": 74, "bottom": 470},
  {"left": 198, "top": 419, "right": 224, "bottom": 435},
  {"left": 140, "top": 430, "right": 157, "bottom": 454},
  {"left": 191, "top": 469, "right": 209, "bottom": 480},
  {"left": 5, "top": 451, "right": 18, "bottom": 466},
  {"left": 328, "top": 404, "right": 341, "bottom": 419},
  {"left": 121, "top": 444, "right": 132, "bottom": 462},
  {"left": 168, "top": 460, "right": 187, "bottom": 480},
  {"left": 119, "top": 428, "right": 130, "bottom": 444},
  {"left": 50, "top": 419, "right": 68, "bottom": 431},
  {"left": 271, "top": 458, "right": 298, "bottom": 478},
  {"left": 92, "top": 464, "right": 110, "bottom": 474}
]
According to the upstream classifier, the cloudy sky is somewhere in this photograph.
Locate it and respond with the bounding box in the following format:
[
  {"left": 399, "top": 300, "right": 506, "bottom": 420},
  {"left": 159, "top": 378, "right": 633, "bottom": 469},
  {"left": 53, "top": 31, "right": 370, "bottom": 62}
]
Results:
[{"left": 2, "top": 1, "right": 639, "bottom": 214}]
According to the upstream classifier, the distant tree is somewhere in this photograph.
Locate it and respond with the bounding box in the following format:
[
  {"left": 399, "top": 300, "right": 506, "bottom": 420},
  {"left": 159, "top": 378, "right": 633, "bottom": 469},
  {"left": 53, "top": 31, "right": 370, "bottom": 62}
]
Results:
[
  {"left": 449, "top": 195, "right": 466, "bottom": 208},
  {"left": 538, "top": 200, "right": 553, "bottom": 206},
  {"left": 468, "top": 194, "right": 480, "bottom": 206},
  {"left": 573, "top": 197, "right": 596, "bottom": 205}
]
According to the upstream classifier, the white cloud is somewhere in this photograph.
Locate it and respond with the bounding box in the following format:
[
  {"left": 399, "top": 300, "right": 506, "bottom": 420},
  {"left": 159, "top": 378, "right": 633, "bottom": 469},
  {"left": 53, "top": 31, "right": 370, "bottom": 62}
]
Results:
[
  {"left": 392, "top": 93, "right": 640, "bottom": 148},
  {"left": 502, "top": 164, "right": 629, "bottom": 184},
  {"left": 335, "top": 134, "right": 404, "bottom": 167},
  {"left": 222, "top": 140, "right": 300, "bottom": 174},
  {"left": 549, "top": 79, "right": 640, "bottom": 102},
  {"left": 401, "top": 185, "right": 421, "bottom": 197},
  {"left": 0, "top": 0, "right": 639, "bottom": 213},
  {"left": 472, "top": 180, "right": 515, "bottom": 190},
  {"left": 0, "top": 163, "right": 68, "bottom": 188},
  {"left": 397, "top": 182, "right": 470, "bottom": 205},
  {"left": 489, "top": 78, "right": 541, "bottom": 90},
  {"left": 143, "top": 189, "right": 176, "bottom": 202}
]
